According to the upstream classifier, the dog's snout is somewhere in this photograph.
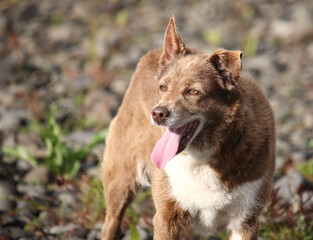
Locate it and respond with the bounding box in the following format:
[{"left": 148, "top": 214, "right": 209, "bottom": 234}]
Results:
[{"left": 151, "top": 106, "right": 169, "bottom": 125}]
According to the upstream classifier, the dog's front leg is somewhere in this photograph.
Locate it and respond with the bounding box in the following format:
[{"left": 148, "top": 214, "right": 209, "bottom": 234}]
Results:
[
  {"left": 229, "top": 217, "right": 259, "bottom": 240},
  {"left": 152, "top": 170, "right": 189, "bottom": 240}
]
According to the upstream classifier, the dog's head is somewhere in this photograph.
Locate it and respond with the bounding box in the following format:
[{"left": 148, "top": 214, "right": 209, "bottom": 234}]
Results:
[{"left": 151, "top": 16, "right": 242, "bottom": 169}]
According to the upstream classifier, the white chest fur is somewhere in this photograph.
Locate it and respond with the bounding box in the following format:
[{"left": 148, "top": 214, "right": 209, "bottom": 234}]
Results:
[{"left": 165, "top": 151, "right": 263, "bottom": 235}]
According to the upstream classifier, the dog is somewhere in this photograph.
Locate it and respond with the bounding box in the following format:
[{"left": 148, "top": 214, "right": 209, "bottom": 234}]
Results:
[{"left": 101, "top": 16, "right": 275, "bottom": 240}]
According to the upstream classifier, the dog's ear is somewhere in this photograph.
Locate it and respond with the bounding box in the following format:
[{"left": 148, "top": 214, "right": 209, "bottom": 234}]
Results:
[
  {"left": 160, "top": 16, "right": 187, "bottom": 66},
  {"left": 210, "top": 49, "right": 243, "bottom": 80}
]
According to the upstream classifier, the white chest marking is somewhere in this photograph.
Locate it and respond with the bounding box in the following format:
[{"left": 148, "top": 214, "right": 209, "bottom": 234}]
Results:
[{"left": 165, "top": 152, "right": 263, "bottom": 234}]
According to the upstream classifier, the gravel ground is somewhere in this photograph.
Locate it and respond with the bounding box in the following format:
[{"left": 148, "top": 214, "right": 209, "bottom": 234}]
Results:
[{"left": 0, "top": 0, "right": 313, "bottom": 239}]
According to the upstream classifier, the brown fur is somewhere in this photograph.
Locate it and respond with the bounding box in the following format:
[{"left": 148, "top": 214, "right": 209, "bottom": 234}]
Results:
[{"left": 101, "top": 16, "right": 275, "bottom": 240}]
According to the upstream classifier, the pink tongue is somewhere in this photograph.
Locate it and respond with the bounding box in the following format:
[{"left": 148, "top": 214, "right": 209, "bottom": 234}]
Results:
[{"left": 151, "top": 126, "right": 187, "bottom": 169}]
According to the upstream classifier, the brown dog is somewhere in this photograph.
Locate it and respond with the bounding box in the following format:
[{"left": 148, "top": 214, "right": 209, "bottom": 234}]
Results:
[{"left": 101, "top": 16, "right": 275, "bottom": 240}]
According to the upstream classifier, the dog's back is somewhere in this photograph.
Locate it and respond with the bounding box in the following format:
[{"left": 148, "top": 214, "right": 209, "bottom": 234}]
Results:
[{"left": 103, "top": 49, "right": 162, "bottom": 185}]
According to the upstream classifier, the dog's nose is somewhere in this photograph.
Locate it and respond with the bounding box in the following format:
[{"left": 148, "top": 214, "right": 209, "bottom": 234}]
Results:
[{"left": 151, "top": 106, "right": 170, "bottom": 125}]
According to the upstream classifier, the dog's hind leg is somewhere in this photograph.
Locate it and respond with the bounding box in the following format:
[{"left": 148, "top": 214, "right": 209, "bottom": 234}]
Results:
[{"left": 101, "top": 152, "right": 139, "bottom": 240}]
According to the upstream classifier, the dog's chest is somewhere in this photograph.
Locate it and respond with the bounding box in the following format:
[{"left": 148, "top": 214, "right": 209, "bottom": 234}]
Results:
[{"left": 165, "top": 152, "right": 262, "bottom": 233}]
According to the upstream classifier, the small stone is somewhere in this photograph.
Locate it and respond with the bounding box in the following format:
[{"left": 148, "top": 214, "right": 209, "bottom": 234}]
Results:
[
  {"left": 86, "top": 166, "right": 101, "bottom": 180},
  {"left": 274, "top": 169, "right": 304, "bottom": 203},
  {"left": 87, "top": 229, "right": 101, "bottom": 240},
  {"left": 0, "top": 228, "right": 11, "bottom": 238},
  {"left": 84, "top": 90, "right": 120, "bottom": 124},
  {"left": 110, "top": 78, "right": 130, "bottom": 97},
  {"left": 87, "top": 222, "right": 102, "bottom": 240},
  {"left": 53, "top": 205, "right": 73, "bottom": 222},
  {"left": 0, "top": 107, "right": 31, "bottom": 132},
  {"left": 39, "top": 211, "right": 54, "bottom": 226},
  {"left": 0, "top": 181, "right": 16, "bottom": 212},
  {"left": 15, "top": 210, "right": 35, "bottom": 225},
  {"left": 17, "top": 184, "right": 46, "bottom": 198},
  {"left": 49, "top": 223, "right": 86, "bottom": 237},
  {"left": 23, "top": 166, "right": 50, "bottom": 184},
  {"left": 10, "top": 227, "right": 27, "bottom": 239},
  {"left": 48, "top": 25, "right": 77, "bottom": 43},
  {"left": 64, "top": 131, "right": 95, "bottom": 149},
  {"left": 16, "top": 160, "right": 33, "bottom": 173},
  {"left": 59, "top": 191, "right": 77, "bottom": 208},
  {"left": 290, "top": 151, "right": 305, "bottom": 164}
]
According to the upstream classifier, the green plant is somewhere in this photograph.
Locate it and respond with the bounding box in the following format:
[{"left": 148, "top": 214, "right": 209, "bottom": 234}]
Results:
[
  {"left": 260, "top": 188, "right": 313, "bottom": 240},
  {"left": 3, "top": 113, "right": 107, "bottom": 179},
  {"left": 74, "top": 176, "right": 106, "bottom": 228},
  {"left": 125, "top": 190, "right": 153, "bottom": 240},
  {"left": 297, "top": 139, "right": 313, "bottom": 180}
]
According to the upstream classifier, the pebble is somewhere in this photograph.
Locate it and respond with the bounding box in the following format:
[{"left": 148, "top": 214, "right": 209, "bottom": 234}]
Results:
[
  {"left": 110, "top": 78, "right": 130, "bottom": 97},
  {"left": 17, "top": 184, "right": 46, "bottom": 198},
  {"left": 9, "top": 227, "right": 27, "bottom": 239},
  {"left": 0, "top": 181, "right": 16, "bottom": 212},
  {"left": 49, "top": 223, "right": 86, "bottom": 237},
  {"left": 38, "top": 211, "right": 54, "bottom": 226},
  {"left": 0, "top": 107, "right": 31, "bottom": 132},
  {"left": 274, "top": 169, "right": 305, "bottom": 203},
  {"left": 86, "top": 222, "right": 102, "bottom": 240},
  {"left": 84, "top": 89, "right": 120, "bottom": 124},
  {"left": 23, "top": 166, "right": 50, "bottom": 184},
  {"left": 17, "top": 160, "right": 33, "bottom": 173},
  {"left": 59, "top": 191, "right": 77, "bottom": 208}
]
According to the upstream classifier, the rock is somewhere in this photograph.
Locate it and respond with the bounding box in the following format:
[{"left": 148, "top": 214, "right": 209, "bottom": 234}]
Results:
[
  {"left": 17, "top": 184, "right": 46, "bottom": 198},
  {"left": 9, "top": 227, "right": 27, "bottom": 239},
  {"left": 16, "top": 160, "right": 33, "bottom": 173},
  {"left": 274, "top": 169, "right": 313, "bottom": 204},
  {"left": 86, "top": 166, "right": 101, "bottom": 180},
  {"left": 110, "top": 78, "right": 130, "bottom": 97},
  {"left": 64, "top": 131, "right": 95, "bottom": 149},
  {"left": 48, "top": 24, "right": 78, "bottom": 44},
  {"left": 87, "top": 222, "right": 102, "bottom": 240},
  {"left": 0, "top": 227, "right": 27, "bottom": 239},
  {"left": 0, "top": 107, "right": 31, "bottom": 132},
  {"left": 53, "top": 205, "right": 74, "bottom": 222},
  {"left": 84, "top": 89, "right": 120, "bottom": 124},
  {"left": 0, "top": 180, "right": 16, "bottom": 212},
  {"left": 38, "top": 211, "right": 54, "bottom": 226},
  {"left": 23, "top": 166, "right": 50, "bottom": 184},
  {"left": 59, "top": 191, "right": 77, "bottom": 208},
  {"left": 290, "top": 151, "right": 305, "bottom": 164},
  {"left": 49, "top": 223, "right": 86, "bottom": 237},
  {"left": 0, "top": 228, "right": 11, "bottom": 238}
]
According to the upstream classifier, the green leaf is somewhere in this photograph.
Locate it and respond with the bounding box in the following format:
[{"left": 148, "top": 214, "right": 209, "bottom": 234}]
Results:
[
  {"left": 45, "top": 138, "right": 53, "bottom": 157},
  {"left": 130, "top": 224, "right": 140, "bottom": 240},
  {"left": 115, "top": 9, "right": 129, "bottom": 27},
  {"left": 67, "top": 160, "right": 80, "bottom": 179},
  {"left": 3, "top": 146, "right": 38, "bottom": 167},
  {"left": 53, "top": 142, "right": 65, "bottom": 168},
  {"left": 86, "top": 129, "right": 108, "bottom": 151}
]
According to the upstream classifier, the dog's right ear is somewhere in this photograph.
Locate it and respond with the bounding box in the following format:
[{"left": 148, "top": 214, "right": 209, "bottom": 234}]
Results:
[{"left": 160, "top": 16, "right": 188, "bottom": 66}]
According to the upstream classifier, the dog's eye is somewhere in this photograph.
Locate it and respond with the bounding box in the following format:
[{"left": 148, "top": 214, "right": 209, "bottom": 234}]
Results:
[
  {"left": 160, "top": 84, "right": 167, "bottom": 92},
  {"left": 187, "top": 89, "right": 199, "bottom": 95}
]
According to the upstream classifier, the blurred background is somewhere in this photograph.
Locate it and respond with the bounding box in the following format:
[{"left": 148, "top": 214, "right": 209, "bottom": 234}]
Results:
[{"left": 0, "top": 0, "right": 313, "bottom": 239}]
